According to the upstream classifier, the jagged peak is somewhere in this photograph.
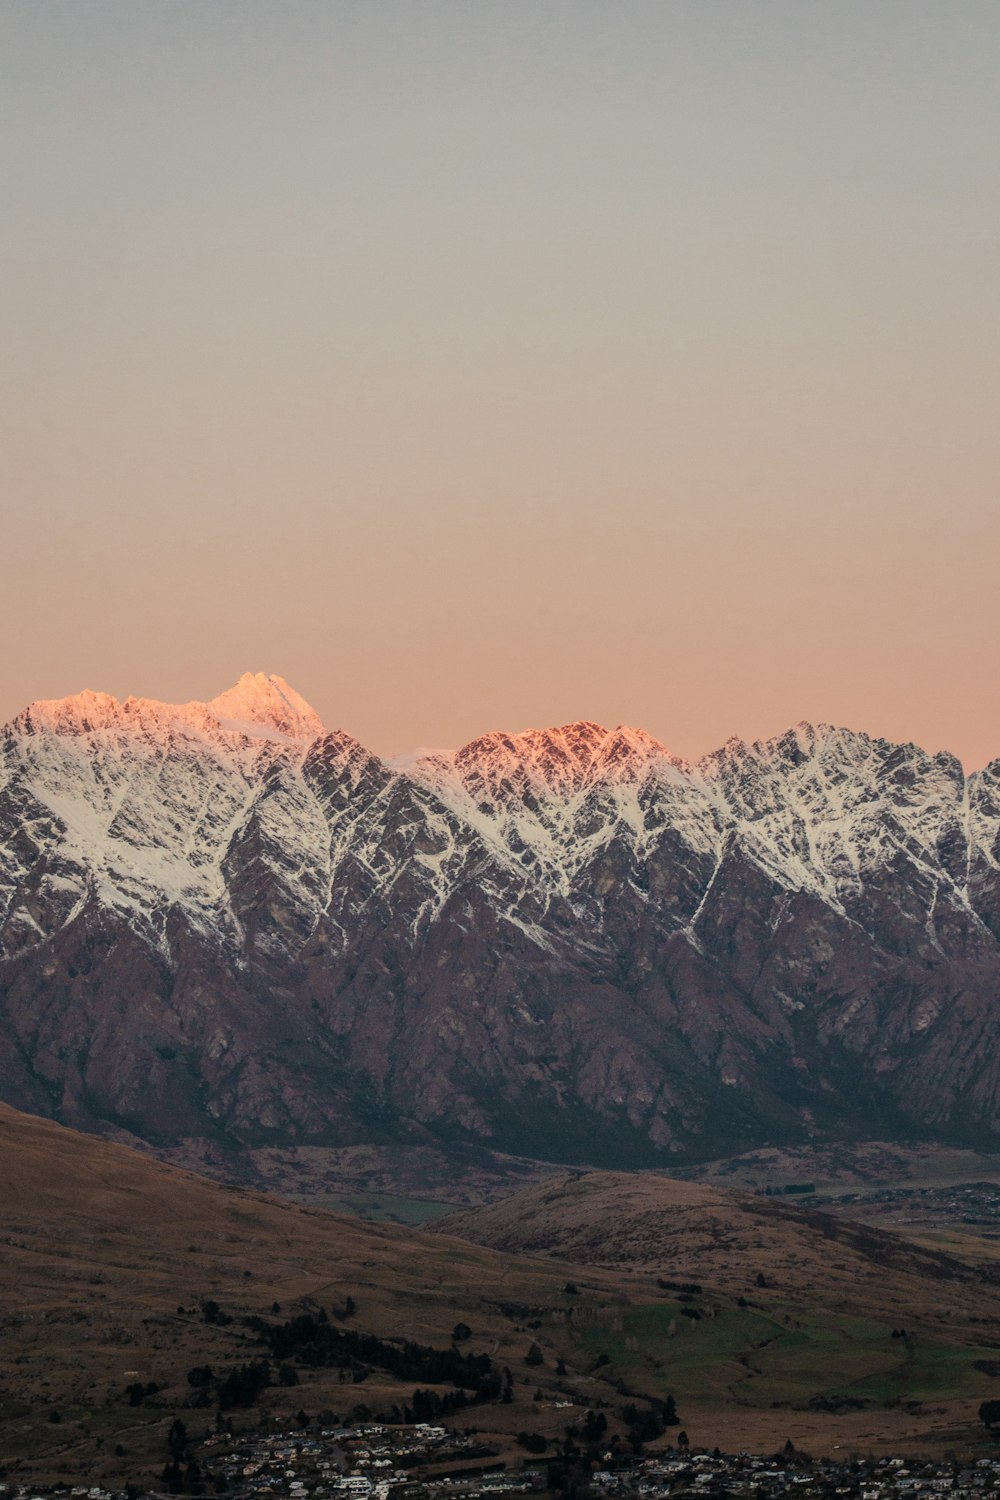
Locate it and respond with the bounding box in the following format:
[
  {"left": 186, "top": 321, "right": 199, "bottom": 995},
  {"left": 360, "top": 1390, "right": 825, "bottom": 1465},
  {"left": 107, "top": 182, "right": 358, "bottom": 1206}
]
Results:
[
  {"left": 761, "top": 721, "right": 838, "bottom": 765},
  {"left": 752, "top": 721, "right": 930, "bottom": 768},
  {"left": 695, "top": 722, "right": 970, "bottom": 810},
  {"left": 443, "top": 718, "right": 679, "bottom": 792},
  {"left": 698, "top": 734, "right": 749, "bottom": 771},
  {"left": 9, "top": 673, "right": 325, "bottom": 746},
  {"left": 701, "top": 722, "right": 868, "bottom": 770},
  {"left": 207, "top": 672, "right": 325, "bottom": 742},
  {"left": 603, "top": 723, "right": 672, "bottom": 757},
  {"left": 12, "top": 689, "right": 126, "bottom": 737},
  {"left": 456, "top": 720, "right": 607, "bottom": 759}
]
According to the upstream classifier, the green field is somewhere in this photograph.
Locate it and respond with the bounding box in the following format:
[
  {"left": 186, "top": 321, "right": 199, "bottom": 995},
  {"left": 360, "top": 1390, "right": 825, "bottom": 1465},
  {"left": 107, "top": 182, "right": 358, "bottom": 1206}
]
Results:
[{"left": 568, "top": 1298, "right": 1000, "bottom": 1411}]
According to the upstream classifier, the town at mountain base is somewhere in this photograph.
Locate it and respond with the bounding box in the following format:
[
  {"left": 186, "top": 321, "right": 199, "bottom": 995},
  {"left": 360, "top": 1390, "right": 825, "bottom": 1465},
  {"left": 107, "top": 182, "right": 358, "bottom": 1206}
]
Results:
[{"left": 2, "top": 673, "right": 1000, "bottom": 1172}]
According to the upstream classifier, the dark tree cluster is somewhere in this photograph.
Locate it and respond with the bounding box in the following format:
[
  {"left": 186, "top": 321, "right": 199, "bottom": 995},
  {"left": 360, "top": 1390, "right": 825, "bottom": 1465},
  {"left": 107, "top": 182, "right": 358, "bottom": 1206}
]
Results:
[
  {"left": 183, "top": 1361, "right": 272, "bottom": 1410},
  {"left": 201, "top": 1300, "right": 232, "bottom": 1327},
  {"left": 248, "top": 1311, "right": 498, "bottom": 1398},
  {"left": 622, "top": 1397, "right": 678, "bottom": 1449},
  {"left": 580, "top": 1411, "right": 608, "bottom": 1444},
  {"left": 126, "top": 1380, "right": 161, "bottom": 1406},
  {"left": 217, "top": 1360, "right": 272, "bottom": 1411},
  {"left": 403, "top": 1386, "right": 485, "bottom": 1422},
  {"left": 517, "top": 1431, "right": 549, "bottom": 1453}
]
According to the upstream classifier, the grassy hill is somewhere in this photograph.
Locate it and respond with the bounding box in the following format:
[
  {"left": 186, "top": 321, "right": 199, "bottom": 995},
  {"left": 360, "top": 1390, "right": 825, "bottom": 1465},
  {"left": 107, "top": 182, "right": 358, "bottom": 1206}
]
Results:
[
  {"left": 433, "top": 1171, "right": 1000, "bottom": 1458},
  {"left": 432, "top": 1171, "right": 1000, "bottom": 1323},
  {"left": 0, "top": 1105, "right": 630, "bottom": 1486}
]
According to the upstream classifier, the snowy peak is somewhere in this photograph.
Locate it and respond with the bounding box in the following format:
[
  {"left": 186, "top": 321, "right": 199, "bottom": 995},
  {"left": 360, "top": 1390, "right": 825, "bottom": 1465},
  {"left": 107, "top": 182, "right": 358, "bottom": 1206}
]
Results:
[
  {"left": 393, "top": 720, "right": 693, "bottom": 897},
  {"left": 13, "top": 689, "right": 125, "bottom": 737},
  {"left": 207, "top": 672, "right": 325, "bottom": 743},
  {"left": 8, "top": 674, "right": 326, "bottom": 748},
  {"left": 454, "top": 720, "right": 609, "bottom": 792},
  {"left": 592, "top": 724, "right": 680, "bottom": 781},
  {"left": 11, "top": 688, "right": 222, "bottom": 744},
  {"left": 450, "top": 719, "right": 676, "bottom": 792}
]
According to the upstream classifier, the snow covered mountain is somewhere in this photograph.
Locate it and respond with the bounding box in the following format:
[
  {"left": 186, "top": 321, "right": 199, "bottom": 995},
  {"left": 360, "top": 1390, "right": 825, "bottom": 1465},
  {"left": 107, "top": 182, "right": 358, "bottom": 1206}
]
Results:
[{"left": 2, "top": 672, "right": 1000, "bottom": 1167}]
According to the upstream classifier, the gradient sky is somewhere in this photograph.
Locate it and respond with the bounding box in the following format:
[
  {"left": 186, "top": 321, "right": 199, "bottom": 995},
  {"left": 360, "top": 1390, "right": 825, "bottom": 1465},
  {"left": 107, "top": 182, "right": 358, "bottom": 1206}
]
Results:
[{"left": 2, "top": 2, "right": 998, "bottom": 766}]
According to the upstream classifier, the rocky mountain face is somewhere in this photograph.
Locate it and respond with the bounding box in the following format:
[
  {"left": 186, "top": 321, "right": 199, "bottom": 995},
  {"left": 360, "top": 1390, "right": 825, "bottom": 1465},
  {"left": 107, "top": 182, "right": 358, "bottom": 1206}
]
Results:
[{"left": 2, "top": 672, "right": 1000, "bottom": 1168}]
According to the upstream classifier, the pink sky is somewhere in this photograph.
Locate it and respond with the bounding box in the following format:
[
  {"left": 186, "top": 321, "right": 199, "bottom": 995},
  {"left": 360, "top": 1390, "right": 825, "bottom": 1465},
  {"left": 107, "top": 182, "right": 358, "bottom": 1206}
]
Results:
[{"left": 2, "top": 3, "right": 998, "bottom": 768}]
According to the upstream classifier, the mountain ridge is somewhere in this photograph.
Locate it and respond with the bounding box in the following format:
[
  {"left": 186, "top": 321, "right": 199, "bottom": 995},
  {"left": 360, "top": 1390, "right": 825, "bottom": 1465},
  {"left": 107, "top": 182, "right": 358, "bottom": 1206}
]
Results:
[{"left": 2, "top": 672, "right": 1000, "bottom": 1174}]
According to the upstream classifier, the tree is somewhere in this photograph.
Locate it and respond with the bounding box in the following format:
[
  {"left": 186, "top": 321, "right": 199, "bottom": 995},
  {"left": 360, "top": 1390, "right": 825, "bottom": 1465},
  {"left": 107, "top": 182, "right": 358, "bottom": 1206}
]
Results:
[
  {"left": 980, "top": 1400, "right": 1000, "bottom": 1431},
  {"left": 453, "top": 1322, "right": 472, "bottom": 1342},
  {"left": 582, "top": 1411, "right": 608, "bottom": 1444},
  {"left": 161, "top": 1461, "right": 183, "bottom": 1495},
  {"left": 202, "top": 1299, "right": 231, "bottom": 1326},
  {"left": 622, "top": 1401, "right": 674, "bottom": 1451},
  {"left": 217, "top": 1361, "right": 271, "bottom": 1411},
  {"left": 525, "top": 1342, "right": 545, "bottom": 1367}
]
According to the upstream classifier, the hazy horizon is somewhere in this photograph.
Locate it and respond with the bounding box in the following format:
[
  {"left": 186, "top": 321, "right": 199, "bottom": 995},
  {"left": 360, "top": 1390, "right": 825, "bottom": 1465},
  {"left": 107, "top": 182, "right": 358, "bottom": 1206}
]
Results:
[{"left": 3, "top": 2, "right": 998, "bottom": 768}]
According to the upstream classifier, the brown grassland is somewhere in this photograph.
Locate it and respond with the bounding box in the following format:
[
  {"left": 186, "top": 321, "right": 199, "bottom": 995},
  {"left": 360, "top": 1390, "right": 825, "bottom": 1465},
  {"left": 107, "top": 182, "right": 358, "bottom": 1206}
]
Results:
[{"left": 5, "top": 1108, "right": 1000, "bottom": 1487}]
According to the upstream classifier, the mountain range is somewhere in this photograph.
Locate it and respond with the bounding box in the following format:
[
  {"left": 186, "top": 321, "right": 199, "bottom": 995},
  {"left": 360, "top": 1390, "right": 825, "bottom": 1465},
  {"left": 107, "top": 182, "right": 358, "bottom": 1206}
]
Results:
[{"left": 2, "top": 671, "right": 999, "bottom": 1171}]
